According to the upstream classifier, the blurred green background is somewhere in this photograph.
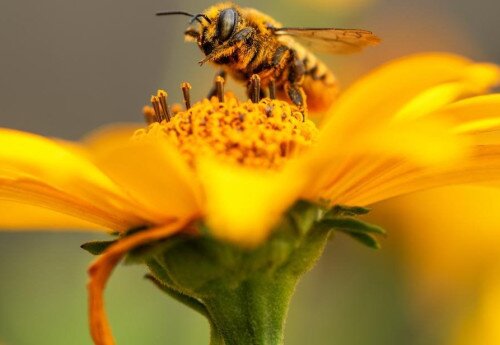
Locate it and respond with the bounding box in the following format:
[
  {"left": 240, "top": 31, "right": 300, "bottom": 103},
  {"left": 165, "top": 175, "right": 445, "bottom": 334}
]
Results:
[{"left": 1, "top": 0, "right": 499, "bottom": 344}]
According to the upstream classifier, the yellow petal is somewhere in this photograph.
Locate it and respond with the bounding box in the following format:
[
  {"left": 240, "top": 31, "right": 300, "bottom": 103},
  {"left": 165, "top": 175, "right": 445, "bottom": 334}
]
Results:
[
  {"left": 0, "top": 176, "right": 144, "bottom": 230},
  {"left": 198, "top": 157, "right": 304, "bottom": 246},
  {"left": 347, "top": 145, "right": 500, "bottom": 206},
  {"left": 305, "top": 115, "right": 466, "bottom": 204},
  {"left": 435, "top": 94, "right": 500, "bottom": 134},
  {"left": 304, "top": 54, "right": 498, "bottom": 203},
  {"left": 393, "top": 63, "right": 499, "bottom": 122},
  {"left": 329, "top": 54, "right": 497, "bottom": 121},
  {"left": 0, "top": 128, "right": 124, "bottom": 201},
  {"left": 321, "top": 54, "right": 499, "bottom": 140},
  {"left": 362, "top": 119, "right": 465, "bottom": 165},
  {"left": 82, "top": 123, "right": 143, "bottom": 156},
  {"left": 50, "top": 123, "right": 143, "bottom": 161},
  {"left": 0, "top": 128, "right": 149, "bottom": 230},
  {"left": 94, "top": 138, "right": 202, "bottom": 222},
  {"left": 392, "top": 82, "right": 473, "bottom": 122},
  {"left": 312, "top": 54, "right": 488, "bottom": 174},
  {"left": 304, "top": 155, "right": 400, "bottom": 204},
  {"left": 315, "top": 93, "right": 500, "bottom": 205},
  {"left": 0, "top": 199, "right": 108, "bottom": 231}
]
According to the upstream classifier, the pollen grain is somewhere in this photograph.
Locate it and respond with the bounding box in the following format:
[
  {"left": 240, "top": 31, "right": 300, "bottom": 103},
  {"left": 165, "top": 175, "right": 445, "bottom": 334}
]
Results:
[{"left": 136, "top": 93, "right": 318, "bottom": 169}]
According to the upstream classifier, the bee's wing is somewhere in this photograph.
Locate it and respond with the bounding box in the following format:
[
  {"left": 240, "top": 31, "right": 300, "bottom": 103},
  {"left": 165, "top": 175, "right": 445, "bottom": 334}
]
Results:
[{"left": 273, "top": 27, "right": 381, "bottom": 54}]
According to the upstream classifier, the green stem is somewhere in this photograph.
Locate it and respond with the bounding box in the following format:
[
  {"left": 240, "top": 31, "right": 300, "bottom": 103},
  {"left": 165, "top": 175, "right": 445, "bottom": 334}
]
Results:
[
  {"left": 91, "top": 201, "right": 382, "bottom": 345},
  {"left": 209, "top": 326, "right": 226, "bottom": 345},
  {"left": 204, "top": 274, "right": 296, "bottom": 345},
  {"left": 141, "top": 202, "right": 334, "bottom": 345}
]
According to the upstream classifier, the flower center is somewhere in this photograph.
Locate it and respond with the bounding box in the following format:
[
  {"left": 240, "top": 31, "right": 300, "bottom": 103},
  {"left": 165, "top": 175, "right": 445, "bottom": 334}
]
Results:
[{"left": 134, "top": 81, "right": 319, "bottom": 169}]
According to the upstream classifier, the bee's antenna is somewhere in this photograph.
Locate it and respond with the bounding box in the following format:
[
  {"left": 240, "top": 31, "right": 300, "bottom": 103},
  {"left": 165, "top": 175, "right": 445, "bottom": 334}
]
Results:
[
  {"left": 156, "top": 11, "right": 196, "bottom": 17},
  {"left": 193, "top": 14, "right": 212, "bottom": 24},
  {"left": 155, "top": 11, "right": 211, "bottom": 25}
]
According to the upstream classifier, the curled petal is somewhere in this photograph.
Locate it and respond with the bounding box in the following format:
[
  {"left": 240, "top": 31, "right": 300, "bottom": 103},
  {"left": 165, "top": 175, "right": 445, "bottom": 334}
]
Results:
[{"left": 88, "top": 220, "right": 188, "bottom": 345}]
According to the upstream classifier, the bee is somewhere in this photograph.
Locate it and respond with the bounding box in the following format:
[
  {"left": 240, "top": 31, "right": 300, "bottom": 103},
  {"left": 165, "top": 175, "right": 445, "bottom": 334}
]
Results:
[{"left": 157, "top": 2, "right": 380, "bottom": 112}]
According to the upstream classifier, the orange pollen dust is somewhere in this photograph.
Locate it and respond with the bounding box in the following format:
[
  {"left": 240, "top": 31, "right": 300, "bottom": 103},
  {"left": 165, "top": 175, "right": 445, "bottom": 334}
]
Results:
[{"left": 135, "top": 79, "right": 319, "bottom": 169}]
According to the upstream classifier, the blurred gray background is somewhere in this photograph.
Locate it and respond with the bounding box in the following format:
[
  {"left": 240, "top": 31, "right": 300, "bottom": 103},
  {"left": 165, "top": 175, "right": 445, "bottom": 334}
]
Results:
[{"left": 0, "top": 0, "right": 499, "bottom": 344}]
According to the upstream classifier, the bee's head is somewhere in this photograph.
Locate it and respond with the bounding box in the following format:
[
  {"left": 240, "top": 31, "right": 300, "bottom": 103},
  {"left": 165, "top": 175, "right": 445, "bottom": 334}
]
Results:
[{"left": 156, "top": 4, "right": 242, "bottom": 56}]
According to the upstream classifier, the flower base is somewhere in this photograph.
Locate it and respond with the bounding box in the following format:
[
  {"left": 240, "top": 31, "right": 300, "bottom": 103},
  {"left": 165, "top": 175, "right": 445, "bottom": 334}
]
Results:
[
  {"left": 144, "top": 202, "right": 332, "bottom": 345},
  {"left": 82, "top": 202, "right": 384, "bottom": 344}
]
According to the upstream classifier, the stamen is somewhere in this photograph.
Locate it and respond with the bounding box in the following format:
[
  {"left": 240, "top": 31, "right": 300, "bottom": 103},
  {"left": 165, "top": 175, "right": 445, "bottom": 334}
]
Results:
[
  {"left": 142, "top": 106, "right": 156, "bottom": 124},
  {"left": 150, "top": 96, "right": 162, "bottom": 122},
  {"left": 138, "top": 84, "right": 318, "bottom": 169},
  {"left": 250, "top": 75, "right": 261, "bottom": 103},
  {"left": 215, "top": 76, "right": 225, "bottom": 102},
  {"left": 181, "top": 82, "right": 192, "bottom": 110},
  {"left": 269, "top": 78, "right": 276, "bottom": 100},
  {"left": 157, "top": 90, "right": 171, "bottom": 121}
]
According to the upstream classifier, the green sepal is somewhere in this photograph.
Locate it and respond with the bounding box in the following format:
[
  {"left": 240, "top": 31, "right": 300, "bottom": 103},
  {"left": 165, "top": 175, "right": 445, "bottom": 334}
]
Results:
[
  {"left": 145, "top": 260, "right": 226, "bottom": 345},
  {"left": 144, "top": 272, "right": 209, "bottom": 318},
  {"left": 325, "top": 205, "right": 371, "bottom": 218},
  {"left": 123, "top": 235, "right": 187, "bottom": 265},
  {"left": 342, "top": 232, "right": 381, "bottom": 249},
  {"left": 80, "top": 225, "right": 150, "bottom": 256},
  {"left": 287, "top": 200, "right": 322, "bottom": 236},
  {"left": 80, "top": 240, "right": 117, "bottom": 255},
  {"left": 320, "top": 217, "right": 386, "bottom": 236},
  {"left": 123, "top": 225, "right": 151, "bottom": 236},
  {"left": 318, "top": 215, "right": 386, "bottom": 249}
]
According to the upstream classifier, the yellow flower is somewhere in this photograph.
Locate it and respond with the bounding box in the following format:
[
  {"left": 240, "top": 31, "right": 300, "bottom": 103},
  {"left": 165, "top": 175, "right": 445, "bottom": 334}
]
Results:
[{"left": 1, "top": 53, "right": 499, "bottom": 344}]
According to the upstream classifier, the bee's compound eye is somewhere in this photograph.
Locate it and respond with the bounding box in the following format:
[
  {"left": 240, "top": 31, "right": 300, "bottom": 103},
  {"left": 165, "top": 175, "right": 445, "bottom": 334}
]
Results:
[{"left": 217, "top": 8, "right": 237, "bottom": 41}]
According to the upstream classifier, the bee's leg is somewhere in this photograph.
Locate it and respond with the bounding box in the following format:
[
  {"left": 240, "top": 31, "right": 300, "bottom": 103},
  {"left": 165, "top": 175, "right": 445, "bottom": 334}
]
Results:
[
  {"left": 200, "top": 28, "right": 256, "bottom": 65},
  {"left": 284, "top": 50, "right": 307, "bottom": 116},
  {"left": 284, "top": 83, "right": 307, "bottom": 112},
  {"left": 207, "top": 70, "right": 227, "bottom": 99},
  {"left": 230, "top": 27, "right": 255, "bottom": 44},
  {"left": 268, "top": 79, "right": 276, "bottom": 99}
]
